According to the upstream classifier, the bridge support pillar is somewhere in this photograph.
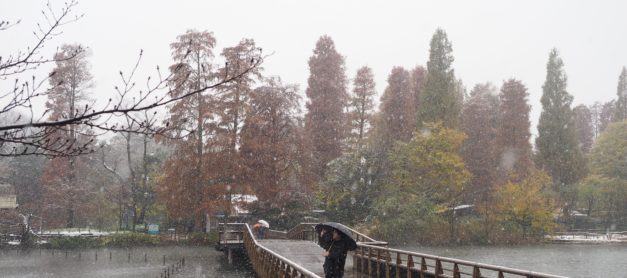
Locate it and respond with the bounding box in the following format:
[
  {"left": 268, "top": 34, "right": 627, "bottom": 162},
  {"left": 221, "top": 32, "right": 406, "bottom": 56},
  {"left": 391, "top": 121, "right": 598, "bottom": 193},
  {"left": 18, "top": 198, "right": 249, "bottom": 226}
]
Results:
[{"left": 227, "top": 248, "right": 233, "bottom": 265}]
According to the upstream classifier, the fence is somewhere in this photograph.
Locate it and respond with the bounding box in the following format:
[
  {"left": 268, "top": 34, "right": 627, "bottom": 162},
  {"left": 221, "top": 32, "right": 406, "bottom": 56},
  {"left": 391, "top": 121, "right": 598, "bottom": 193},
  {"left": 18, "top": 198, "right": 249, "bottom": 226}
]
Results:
[{"left": 353, "top": 243, "right": 568, "bottom": 278}]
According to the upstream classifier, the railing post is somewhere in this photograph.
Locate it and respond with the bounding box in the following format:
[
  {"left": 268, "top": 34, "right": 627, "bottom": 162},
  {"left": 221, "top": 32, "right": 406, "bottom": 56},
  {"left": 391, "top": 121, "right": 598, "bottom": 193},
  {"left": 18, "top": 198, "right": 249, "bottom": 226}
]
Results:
[
  {"left": 385, "top": 249, "right": 391, "bottom": 278},
  {"left": 472, "top": 266, "right": 481, "bottom": 278},
  {"left": 395, "top": 252, "right": 402, "bottom": 278},
  {"left": 376, "top": 248, "right": 381, "bottom": 277},
  {"left": 498, "top": 271, "right": 505, "bottom": 278},
  {"left": 279, "top": 261, "right": 286, "bottom": 277},
  {"left": 453, "top": 263, "right": 460, "bottom": 278},
  {"left": 407, "top": 255, "right": 414, "bottom": 278},
  {"left": 435, "top": 259, "right": 443, "bottom": 277},
  {"left": 368, "top": 247, "right": 373, "bottom": 275},
  {"left": 420, "top": 257, "right": 427, "bottom": 278}
]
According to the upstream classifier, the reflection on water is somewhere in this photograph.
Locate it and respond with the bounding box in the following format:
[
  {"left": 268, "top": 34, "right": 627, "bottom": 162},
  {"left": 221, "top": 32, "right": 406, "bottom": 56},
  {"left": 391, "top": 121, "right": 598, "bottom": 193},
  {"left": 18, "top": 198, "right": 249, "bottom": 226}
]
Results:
[
  {"left": 402, "top": 243, "right": 627, "bottom": 278},
  {"left": 0, "top": 246, "right": 255, "bottom": 278}
]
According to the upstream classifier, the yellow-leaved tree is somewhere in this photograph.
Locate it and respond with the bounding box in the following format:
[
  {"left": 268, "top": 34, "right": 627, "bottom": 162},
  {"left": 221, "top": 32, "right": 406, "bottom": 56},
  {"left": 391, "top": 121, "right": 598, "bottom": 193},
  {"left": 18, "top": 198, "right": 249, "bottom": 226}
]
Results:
[
  {"left": 492, "top": 170, "right": 556, "bottom": 240},
  {"left": 373, "top": 122, "right": 471, "bottom": 243}
]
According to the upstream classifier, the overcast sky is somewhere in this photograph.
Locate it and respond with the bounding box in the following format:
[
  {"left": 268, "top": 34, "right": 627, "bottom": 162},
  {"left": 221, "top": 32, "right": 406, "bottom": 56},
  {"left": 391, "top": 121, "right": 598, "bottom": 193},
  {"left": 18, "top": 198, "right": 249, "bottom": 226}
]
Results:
[{"left": 2, "top": 0, "right": 627, "bottom": 136}]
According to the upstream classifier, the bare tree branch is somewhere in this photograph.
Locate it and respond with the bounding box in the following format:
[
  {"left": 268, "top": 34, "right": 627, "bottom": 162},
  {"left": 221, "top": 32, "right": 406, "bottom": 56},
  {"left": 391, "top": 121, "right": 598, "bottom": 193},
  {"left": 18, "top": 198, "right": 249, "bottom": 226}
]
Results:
[{"left": 0, "top": 1, "right": 265, "bottom": 157}]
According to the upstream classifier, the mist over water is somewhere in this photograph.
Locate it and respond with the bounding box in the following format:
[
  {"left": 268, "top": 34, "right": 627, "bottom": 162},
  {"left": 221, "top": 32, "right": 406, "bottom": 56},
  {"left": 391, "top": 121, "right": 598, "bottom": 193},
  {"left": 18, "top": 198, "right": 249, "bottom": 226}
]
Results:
[{"left": 0, "top": 246, "right": 254, "bottom": 278}]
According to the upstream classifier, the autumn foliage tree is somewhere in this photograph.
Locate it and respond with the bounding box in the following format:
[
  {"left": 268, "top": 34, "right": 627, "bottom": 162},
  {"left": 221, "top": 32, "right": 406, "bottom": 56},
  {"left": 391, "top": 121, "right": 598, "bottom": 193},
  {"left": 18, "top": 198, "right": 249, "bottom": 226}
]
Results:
[
  {"left": 377, "top": 67, "right": 416, "bottom": 146},
  {"left": 40, "top": 44, "right": 95, "bottom": 228},
  {"left": 217, "top": 38, "right": 263, "bottom": 195},
  {"left": 373, "top": 122, "right": 470, "bottom": 242},
  {"left": 239, "top": 78, "right": 301, "bottom": 206},
  {"left": 158, "top": 30, "right": 218, "bottom": 231},
  {"left": 347, "top": 66, "right": 376, "bottom": 147},
  {"left": 303, "top": 35, "right": 348, "bottom": 187},
  {"left": 496, "top": 79, "right": 534, "bottom": 182},
  {"left": 492, "top": 170, "right": 556, "bottom": 240},
  {"left": 460, "top": 83, "right": 499, "bottom": 203}
]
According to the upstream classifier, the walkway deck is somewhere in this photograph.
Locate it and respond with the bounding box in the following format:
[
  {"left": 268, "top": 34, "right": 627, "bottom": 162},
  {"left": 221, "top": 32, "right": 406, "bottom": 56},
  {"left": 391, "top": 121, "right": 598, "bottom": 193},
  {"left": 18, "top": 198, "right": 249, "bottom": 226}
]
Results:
[
  {"left": 259, "top": 239, "right": 358, "bottom": 277},
  {"left": 217, "top": 223, "right": 567, "bottom": 278}
]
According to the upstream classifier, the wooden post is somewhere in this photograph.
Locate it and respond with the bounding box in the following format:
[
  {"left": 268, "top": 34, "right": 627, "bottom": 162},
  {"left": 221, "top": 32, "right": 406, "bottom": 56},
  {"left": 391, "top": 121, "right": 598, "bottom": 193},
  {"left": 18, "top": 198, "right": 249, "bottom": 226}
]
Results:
[
  {"left": 407, "top": 255, "right": 414, "bottom": 278},
  {"left": 368, "top": 247, "right": 373, "bottom": 275},
  {"left": 453, "top": 263, "right": 460, "bottom": 278},
  {"left": 435, "top": 259, "right": 443, "bottom": 277},
  {"left": 472, "top": 266, "right": 481, "bottom": 278},
  {"left": 376, "top": 248, "right": 381, "bottom": 277},
  {"left": 420, "top": 257, "right": 427, "bottom": 278},
  {"left": 396, "top": 252, "right": 402, "bottom": 278},
  {"left": 385, "top": 250, "right": 391, "bottom": 278}
]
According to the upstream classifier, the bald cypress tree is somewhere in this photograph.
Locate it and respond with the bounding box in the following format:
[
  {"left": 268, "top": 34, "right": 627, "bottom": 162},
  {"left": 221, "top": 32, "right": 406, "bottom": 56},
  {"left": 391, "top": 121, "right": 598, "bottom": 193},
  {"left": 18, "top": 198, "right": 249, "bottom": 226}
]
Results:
[
  {"left": 460, "top": 83, "right": 499, "bottom": 203},
  {"left": 496, "top": 79, "right": 534, "bottom": 182},
  {"left": 535, "top": 49, "right": 585, "bottom": 193},
  {"left": 304, "top": 35, "right": 348, "bottom": 184},
  {"left": 348, "top": 66, "right": 376, "bottom": 147},
  {"left": 419, "top": 29, "right": 461, "bottom": 128},
  {"left": 378, "top": 66, "right": 415, "bottom": 146}
]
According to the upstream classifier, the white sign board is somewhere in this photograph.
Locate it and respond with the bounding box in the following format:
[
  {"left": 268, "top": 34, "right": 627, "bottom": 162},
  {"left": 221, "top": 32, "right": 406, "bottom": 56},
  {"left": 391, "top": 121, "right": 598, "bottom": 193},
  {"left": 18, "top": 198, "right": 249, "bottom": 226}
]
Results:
[{"left": 0, "top": 195, "right": 17, "bottom": 209}]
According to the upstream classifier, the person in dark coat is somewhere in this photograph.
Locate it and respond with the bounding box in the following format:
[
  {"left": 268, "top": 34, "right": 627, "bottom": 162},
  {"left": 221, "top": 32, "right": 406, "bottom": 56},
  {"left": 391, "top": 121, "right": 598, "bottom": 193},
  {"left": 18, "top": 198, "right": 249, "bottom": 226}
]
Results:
[
  {"left": 318, "top": 227, "right": 333, "bottom": 249},
  {"left": 320, "top": 228, "right": 349, "bottom": 278}
]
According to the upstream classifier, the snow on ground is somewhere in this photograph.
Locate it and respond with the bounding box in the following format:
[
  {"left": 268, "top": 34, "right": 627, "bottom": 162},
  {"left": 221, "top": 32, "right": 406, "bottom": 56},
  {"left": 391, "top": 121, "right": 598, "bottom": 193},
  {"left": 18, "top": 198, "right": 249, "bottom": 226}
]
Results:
[{"left": 547, "top": 233, "right": 627, "bottom": 243}]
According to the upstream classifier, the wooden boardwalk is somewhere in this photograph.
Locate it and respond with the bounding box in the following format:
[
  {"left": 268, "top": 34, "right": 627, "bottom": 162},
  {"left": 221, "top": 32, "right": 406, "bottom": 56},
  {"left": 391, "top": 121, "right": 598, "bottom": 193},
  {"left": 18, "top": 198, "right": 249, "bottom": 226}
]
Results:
[
  {"left": 258, "top": 239, "right": 360, "bottom": 277},
  {"left": 218, "top": 223, "right": 567, "bottom": 278}
]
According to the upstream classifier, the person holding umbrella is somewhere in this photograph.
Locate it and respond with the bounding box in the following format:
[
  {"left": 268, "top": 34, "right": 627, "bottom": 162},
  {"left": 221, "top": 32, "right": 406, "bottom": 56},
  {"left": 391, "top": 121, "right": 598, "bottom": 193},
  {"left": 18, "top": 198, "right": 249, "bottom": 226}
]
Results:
[
  {"left": 315, "top": 222, "right": 357, "bottom": 278},
  {"left": 253, "top": 220, "right": 269, "bottom": 239}
]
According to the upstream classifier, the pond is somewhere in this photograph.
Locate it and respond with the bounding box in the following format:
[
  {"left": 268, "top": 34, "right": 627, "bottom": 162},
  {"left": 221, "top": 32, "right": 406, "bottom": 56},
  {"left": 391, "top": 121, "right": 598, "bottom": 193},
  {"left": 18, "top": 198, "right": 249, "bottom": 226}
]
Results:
[
  {"left": 403, "top": 243, "right": 627, "bottom": 278},
  {"left": 0, "top": 246, "right": 254, "bottom": 278}
]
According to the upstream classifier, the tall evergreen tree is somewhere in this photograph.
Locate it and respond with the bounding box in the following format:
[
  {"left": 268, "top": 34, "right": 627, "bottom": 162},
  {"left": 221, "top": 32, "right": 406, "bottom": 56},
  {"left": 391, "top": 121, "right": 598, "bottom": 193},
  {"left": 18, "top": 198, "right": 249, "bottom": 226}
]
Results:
[
  {"left": 409, "top": 66, "right": 426, "bottom": 123},
  {"left": 348, "top": 66, "right": 376, "bottom": 147},
  {"left": 614, "top": 67, "right": 627, "bottom": 121},
  {"left": 419, "top": 29, "right": 460, "bottom": 128},
  {"left": 496, "top": 79, "right": 534, "bottom": 182},
  {"left": 460, "top": 83, "right": 499, "bottom": 203},
  {"left": 573, "top": 104, "right": 594, "bottom": 154},
  {"left": 535, "top": 49, "right": 585, "bottom": 193},
  {"left": 304, "top": 35, "right": 348, "bottom": 186}
]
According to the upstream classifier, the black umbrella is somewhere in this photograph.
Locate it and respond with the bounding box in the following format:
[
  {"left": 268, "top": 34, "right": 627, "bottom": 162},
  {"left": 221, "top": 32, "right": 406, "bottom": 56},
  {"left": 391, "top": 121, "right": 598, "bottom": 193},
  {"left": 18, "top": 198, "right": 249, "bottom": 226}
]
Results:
[{"left": 315, "top": 222, "right": 357, "bottom": 251}]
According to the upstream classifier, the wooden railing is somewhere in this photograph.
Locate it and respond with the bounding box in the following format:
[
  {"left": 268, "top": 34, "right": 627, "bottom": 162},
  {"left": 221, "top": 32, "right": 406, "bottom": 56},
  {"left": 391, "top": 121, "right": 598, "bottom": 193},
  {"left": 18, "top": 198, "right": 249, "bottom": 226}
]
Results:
[
  {"left": 217, "top": 223, "right": 244, "bottom": 248},
  {"left": 353, "top": 243, "right": 568, "bottom": 278},
  {"left": 241, "top": 223, "right": 321, "bottom": 278}
]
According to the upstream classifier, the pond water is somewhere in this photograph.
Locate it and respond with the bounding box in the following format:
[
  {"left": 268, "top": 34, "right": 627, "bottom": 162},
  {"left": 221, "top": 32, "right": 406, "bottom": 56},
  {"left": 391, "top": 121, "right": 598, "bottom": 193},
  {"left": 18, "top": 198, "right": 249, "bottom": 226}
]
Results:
[
  {"left": 1, "top": 244, "right": 625, "bottom": 277},
  {"left": 403, "top": 243, "right": 627, "bottom": 278},
  {"left": 0, "top": 246, "right": 254, "bottom": 278}
]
